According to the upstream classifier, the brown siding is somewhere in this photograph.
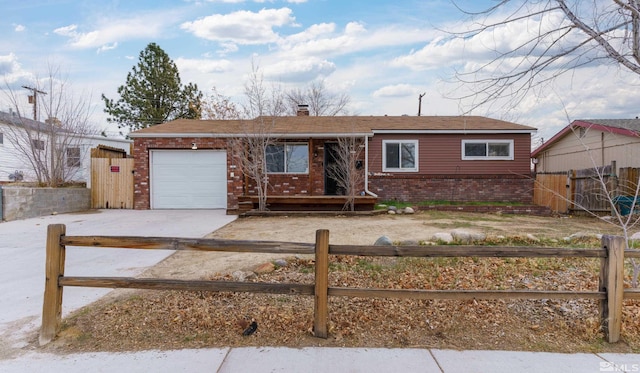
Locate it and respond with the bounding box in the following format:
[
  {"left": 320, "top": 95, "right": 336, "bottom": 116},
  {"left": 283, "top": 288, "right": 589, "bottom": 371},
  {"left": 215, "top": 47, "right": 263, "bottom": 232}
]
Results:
[
  {"left": 368, "top": 133, "right": 533, "bottom": 203},
  {"left": 369, "top": 133, "right": 532, "bottom": 175}
]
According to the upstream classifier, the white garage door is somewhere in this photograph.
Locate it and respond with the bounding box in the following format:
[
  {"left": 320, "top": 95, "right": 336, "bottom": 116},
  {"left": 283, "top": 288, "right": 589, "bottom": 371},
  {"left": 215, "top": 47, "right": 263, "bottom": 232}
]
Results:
[{"left": 151, "top": 150, "right": 227, "bottom": 209}]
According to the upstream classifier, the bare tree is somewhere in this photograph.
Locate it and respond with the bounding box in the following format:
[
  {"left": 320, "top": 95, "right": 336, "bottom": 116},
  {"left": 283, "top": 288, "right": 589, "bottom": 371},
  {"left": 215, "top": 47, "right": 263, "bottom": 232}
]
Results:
[
  {"left": 449, "top": 1, "right": 640, "bottom": 112},
  {"left": 201, "top": 87, "right": 241, "bottom": 120},
  {"left": 231, "top": 61, "right": 282, "bottom": 211},
  {"left": 2, "top": 65, "right": 96, "bottom": 186},
  {"left": 286, "top": 79, "right": 350, "bottom": 116},
  {"left": 242, "top": 60, "right": 287, "bottom": 118},
  {"left": 326, "top": 135, "right": 366, "bottom": 211}
]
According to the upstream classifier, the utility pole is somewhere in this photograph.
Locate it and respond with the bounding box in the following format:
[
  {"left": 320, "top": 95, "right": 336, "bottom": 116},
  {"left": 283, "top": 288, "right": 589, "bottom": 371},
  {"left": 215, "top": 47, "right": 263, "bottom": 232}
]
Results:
[
  {"left": 418, "top": 92, "right": 426, "bottom": 116},
  {"left": 22, "top": 86, "right": 47, "bottom": 121}
]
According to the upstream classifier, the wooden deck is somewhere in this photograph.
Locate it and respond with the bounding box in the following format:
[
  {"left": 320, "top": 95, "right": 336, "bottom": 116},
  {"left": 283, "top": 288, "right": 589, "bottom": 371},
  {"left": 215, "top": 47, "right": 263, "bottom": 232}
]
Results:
[{"left": 237, "top": 195, "right": 378, "bottom": 212}]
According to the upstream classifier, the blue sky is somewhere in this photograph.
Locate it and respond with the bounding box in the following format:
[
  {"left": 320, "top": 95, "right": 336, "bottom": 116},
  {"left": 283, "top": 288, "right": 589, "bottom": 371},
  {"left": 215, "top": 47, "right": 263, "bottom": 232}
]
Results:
[{"left": 2, "top": 0, "right": 640, "bottom": 144}]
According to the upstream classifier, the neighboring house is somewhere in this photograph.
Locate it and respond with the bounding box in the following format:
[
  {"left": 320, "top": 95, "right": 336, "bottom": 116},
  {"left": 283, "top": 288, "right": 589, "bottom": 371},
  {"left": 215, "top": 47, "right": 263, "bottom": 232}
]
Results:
[
  {"left": 129, "top": 113, "right": 536, "bottom": 212},
  {"left": 0, "top": 111, "right": 132, "bottom": 187},
  {"left": 531, "top": 119, "right": 640, "bottom": 172}
]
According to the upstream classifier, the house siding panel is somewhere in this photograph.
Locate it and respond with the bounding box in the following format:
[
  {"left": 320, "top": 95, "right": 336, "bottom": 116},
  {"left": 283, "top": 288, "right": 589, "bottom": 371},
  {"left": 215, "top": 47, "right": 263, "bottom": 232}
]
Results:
[
  {"left": 369, "top": 133, "right": 532, "bottom": 203},
  {"left": 536, "top": 130, "right": 640, "bottom": 172}
]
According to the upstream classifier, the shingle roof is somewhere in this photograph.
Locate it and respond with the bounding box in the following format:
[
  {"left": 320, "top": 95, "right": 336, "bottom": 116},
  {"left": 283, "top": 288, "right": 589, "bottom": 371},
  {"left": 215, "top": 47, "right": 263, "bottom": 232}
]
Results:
[
  {"left": 575, "top": 119, "right": 640, "bottom": 132},
  {"left": 0, "top": 111, "right": 50, "bottom": 132},
  {"left": 129, "top": 115, "right": 536, "bottom": 138}
]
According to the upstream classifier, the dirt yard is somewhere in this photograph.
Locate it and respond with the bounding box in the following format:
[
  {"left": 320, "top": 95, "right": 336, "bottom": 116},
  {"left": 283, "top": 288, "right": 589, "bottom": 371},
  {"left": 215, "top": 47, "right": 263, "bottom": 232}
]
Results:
[{"left": 41, "top": 211, "right": 640, "bottom": 354}]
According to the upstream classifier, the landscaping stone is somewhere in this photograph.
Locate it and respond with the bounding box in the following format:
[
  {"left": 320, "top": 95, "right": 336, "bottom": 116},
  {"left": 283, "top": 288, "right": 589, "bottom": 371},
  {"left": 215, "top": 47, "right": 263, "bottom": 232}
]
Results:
[
  {"left": 254, "top": 262, "right": 276, "bottom": 274},
  {"left": 274, "top": 259, "right": 288, "bottom": 267},
  {"left": 451, "top": 229, "right": 486, "bottom": 243},
  {"left": 403, "top": 207, "right": 415, "bottom": 214},
  {"left": 631, "top": 232, "right": 640, "bottom": 240},
  {"left": 388, "top": 205, "right": 398, "bottom": 212},
  {"left": 432, "top": 232, "right": 454, "bottom": 243},
  {"left": 387, "top": 210, "right": 396, "bottom": 215},
  {"left": 526, "top": 233, "right": 540, "bottom": 242},
  {"left": 232, "top": 271, "right": 256, "bottom": 281},
  {"left": 374, "top": 235, "right": 393, "bottom": 246}
]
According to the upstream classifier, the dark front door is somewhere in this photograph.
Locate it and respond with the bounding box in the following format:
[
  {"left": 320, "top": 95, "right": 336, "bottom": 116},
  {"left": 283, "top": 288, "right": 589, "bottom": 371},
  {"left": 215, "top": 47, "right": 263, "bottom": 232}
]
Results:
[{"left": 324, "top": 143, "right": 341, "bottom": 195}]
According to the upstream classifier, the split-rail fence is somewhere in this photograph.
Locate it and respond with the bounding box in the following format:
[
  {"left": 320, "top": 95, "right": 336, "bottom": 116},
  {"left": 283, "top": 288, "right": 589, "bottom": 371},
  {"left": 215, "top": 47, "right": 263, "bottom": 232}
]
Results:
[{"left": 40, "top": 224, "right": 640, "bottom": 345}]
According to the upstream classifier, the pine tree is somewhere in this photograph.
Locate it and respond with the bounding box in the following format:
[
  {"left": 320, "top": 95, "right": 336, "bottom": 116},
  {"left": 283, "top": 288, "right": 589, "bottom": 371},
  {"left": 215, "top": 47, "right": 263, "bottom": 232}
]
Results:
[{"left": 102, "top": 42, "right": 202, "bottom": 132}]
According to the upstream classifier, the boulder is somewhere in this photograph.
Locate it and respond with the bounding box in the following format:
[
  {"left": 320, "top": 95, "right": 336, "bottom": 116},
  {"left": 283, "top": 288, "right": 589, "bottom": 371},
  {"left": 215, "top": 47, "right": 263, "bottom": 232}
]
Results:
[
  {"left": 403, "top": 207, "right": 415, "bottom": 214},
  {"left": 451, "top": 229, "right": 486, "bottom": 243},
  {"left": 432, "top": 232, "right": 454, "bottom": 243},
  {"left": 274, "top": 259, "right": 288, "bottom": 267},
  {"left": 232, "top": 271, "right": 256, "bottom": 281},
  {"left": 374, "top": 235, "right": 393, "bottom": 246},
  {"left": 254, "top": 262, "right": 276, "bottom": 274}
]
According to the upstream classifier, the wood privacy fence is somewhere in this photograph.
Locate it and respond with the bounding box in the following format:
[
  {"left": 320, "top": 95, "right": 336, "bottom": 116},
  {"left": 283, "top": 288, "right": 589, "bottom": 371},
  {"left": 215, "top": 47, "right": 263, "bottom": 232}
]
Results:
[
  {"left": 90, "top": 158, "right": 134, "bottom": 209},
  {"left": 534, "top": 165, "right": 640, "bottom": 214},
  {"left": 40, "top": 224, "right": 640, "bottom": 346}
]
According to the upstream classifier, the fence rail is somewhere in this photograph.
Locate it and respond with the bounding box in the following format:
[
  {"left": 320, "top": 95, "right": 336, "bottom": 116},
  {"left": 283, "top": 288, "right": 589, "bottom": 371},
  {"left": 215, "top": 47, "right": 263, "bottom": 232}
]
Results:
[{"left": 40, "top": 224, "right": 635, "bottom": 346}]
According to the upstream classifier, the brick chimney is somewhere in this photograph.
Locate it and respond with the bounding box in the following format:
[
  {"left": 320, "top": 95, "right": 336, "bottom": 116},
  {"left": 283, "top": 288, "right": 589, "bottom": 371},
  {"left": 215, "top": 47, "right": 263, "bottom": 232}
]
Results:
[{"left": 296, "top": 104, "right": 309, "bottom": 116}]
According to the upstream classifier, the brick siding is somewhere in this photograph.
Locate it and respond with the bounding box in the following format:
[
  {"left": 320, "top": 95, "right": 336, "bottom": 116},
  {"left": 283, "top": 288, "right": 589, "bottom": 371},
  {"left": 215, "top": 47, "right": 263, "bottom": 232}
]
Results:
[{"left": 369, "top": 174, "right": 534, "bottom": 204}]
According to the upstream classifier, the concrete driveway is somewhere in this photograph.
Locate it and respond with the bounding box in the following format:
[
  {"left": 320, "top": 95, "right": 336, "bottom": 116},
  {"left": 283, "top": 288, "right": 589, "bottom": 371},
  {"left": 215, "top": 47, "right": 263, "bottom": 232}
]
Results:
[{"left": 0, "top": 209, "right": 235, "bottom": 355}]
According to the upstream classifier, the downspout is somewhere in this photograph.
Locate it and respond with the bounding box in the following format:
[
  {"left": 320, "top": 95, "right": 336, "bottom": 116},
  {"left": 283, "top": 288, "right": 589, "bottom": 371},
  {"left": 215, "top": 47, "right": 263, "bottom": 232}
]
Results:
[{"left": 364, "top": 135, "right": 377, "bottom": 197}]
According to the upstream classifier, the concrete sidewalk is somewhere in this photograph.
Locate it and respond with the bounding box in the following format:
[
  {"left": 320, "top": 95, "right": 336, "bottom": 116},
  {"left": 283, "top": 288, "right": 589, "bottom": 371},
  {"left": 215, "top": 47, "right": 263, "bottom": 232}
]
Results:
[
  {"left": 1, "top": 210, "right": 639, "bottom": 372},
  {"left": 1, "top": 346, "right": 639, "bottom": 372},
  {"left": 0, "top": 209, "right": 235, "bottom": 355}
]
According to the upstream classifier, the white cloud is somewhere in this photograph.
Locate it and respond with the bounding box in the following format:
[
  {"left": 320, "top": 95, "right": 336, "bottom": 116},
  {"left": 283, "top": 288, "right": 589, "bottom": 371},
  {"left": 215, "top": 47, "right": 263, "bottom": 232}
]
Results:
[
  {"left": 97, "top": 42, "right": 118, "bottom": 54},
  {"left": 181, "top": 8, "right": 297, "bottom": 44},
  {"left": 0, "top": 53, "right": 31, "bottom": 84},
  {"left": 372, "top": 84, "right": 417, "bottom": 98},
  {"left": 263, "top": 58, "right": 336, "bottom": 82},
  {"left": 53, "top": 13, "right": 167, "bottom": 50},
  {"left": 175, "top": 58, "right": 233, "bottom": 74},
  {"left": 14, "top": 24, "right": 25, "bottom": 32}
]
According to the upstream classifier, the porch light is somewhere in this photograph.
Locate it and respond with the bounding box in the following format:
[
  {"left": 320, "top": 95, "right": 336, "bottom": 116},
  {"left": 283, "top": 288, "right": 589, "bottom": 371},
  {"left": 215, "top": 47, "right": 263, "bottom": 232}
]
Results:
[{"left": 191, "top": 143, "right": 198, "bottom": 150}]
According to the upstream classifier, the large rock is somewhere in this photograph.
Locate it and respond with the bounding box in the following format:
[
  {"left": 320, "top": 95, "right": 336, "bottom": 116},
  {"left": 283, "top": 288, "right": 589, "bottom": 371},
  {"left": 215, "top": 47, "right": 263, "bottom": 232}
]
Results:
[
  {"left": 432, "top": 232, "right": 454, "bottom": 243},
  {"left": 631, "top": 232, "right": 640, "bottom": 241},
  {"left": 374, "top": 235, "right": 393, "bottom": 246},
  {"left": 403, "top": 207, "right": 415, "bottom": 214},
  {"left": 451, "top": 229, "right": 486, "bottom": 243},
  {"left": 254, "top": 262, "right": 276, "bottom": 274}
]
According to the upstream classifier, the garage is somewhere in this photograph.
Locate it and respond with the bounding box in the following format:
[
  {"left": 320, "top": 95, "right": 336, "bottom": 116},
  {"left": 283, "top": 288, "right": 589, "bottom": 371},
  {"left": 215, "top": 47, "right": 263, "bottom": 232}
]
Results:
[{"left": 150, "top": 150, "right": 227, "bottom": 209}]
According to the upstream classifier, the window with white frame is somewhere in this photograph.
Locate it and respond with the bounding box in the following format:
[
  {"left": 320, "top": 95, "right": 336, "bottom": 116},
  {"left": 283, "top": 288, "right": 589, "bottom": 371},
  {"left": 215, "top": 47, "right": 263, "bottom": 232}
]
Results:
[
  {"left": 66, "top": 147, "right": 81, "bottom": 167},
  {"left": 383, "top": 140, "right": 418, "bottom": 172},
  {"left": 266, "top": 143, "right": 309, "bottom": 173},
  {"left": 462, "top": 140, "right": 514, "bottom": 160}
]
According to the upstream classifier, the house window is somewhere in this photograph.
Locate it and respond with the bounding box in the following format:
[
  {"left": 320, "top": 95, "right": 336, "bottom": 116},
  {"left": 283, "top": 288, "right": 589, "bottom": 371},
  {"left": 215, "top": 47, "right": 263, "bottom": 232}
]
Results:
[
  {"left": 383, "top": 140, "right": 418, "bottom": 172},
  {"left": 462, "top": 140, "right": 514, "bottom": 160},
  {"left": 266, "top": 143, "right": 309, "bottom": 173},
  {"left": 66, "top": 147, "right": 81, "bottom": 167},
  {"left": 32, "top": 139, "right": 45, "bottom": 151}
]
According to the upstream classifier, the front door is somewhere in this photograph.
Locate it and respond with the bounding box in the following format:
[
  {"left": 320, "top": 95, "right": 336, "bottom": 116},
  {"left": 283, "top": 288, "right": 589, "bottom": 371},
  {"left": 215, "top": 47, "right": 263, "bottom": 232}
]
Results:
[{"left": 324, "top": 143, "right": 341, "bottom": 195}]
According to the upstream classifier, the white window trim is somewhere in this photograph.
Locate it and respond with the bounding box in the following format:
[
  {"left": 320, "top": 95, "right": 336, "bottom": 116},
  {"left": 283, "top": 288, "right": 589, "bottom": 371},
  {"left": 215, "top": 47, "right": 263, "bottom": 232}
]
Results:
[
  {"left": 461, "top": 139, "right": 514, "bottom": 160},
  {"left": 382, "top": 139, "right": 419, "bottom": 172},
  {"left": 266, "top": 142, "right": 309, "bottom": 174}
]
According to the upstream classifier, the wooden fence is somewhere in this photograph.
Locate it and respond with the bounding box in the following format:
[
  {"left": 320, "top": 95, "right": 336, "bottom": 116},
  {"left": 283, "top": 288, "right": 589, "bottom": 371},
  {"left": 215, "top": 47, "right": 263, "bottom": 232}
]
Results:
[
  {"left": 90, "top": 158, "right": 134, "bottom": 209},
  {"left": 534, "top": 165, "right": 639, "bottom": 214},
  {"left": 40, "top": 224, "right": 640, "bottom": 346}
]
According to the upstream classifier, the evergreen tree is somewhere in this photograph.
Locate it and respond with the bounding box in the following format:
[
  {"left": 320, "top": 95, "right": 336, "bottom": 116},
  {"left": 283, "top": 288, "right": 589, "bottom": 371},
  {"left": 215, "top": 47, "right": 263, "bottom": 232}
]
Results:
[{"left": 102, "top": 42, "right": 202, "bottom": 132}]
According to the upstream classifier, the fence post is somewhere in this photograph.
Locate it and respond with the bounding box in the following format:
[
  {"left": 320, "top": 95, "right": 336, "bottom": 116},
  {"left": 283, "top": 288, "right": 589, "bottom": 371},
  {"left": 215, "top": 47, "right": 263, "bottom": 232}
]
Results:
[
  {"left": 599, "top": 235, "right": 625, "bottom": 343},
  {"left": 314, "top": 229, "right": 329, "bottom": 338},
  {"left": 39, "top": 224, "right": 66, "bottom": 345}
]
